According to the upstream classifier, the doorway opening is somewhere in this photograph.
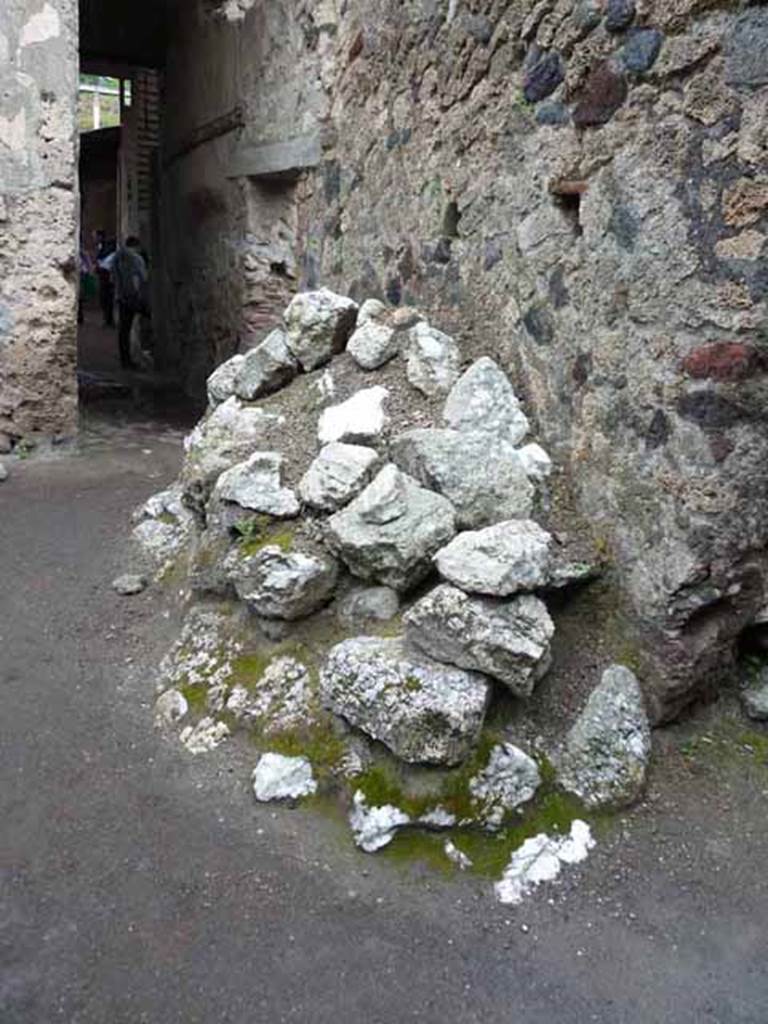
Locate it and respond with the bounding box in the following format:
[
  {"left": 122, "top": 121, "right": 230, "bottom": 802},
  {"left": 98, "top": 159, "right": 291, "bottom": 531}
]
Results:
[{"left": 77, "top": 0, "right": 201, "bottom": 430}]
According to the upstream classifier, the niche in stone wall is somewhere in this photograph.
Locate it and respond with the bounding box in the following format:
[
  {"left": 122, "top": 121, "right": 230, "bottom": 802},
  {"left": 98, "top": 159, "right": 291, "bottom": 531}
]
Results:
[{"left": 240, "top": 176, "right": 299, "bottom": 348}]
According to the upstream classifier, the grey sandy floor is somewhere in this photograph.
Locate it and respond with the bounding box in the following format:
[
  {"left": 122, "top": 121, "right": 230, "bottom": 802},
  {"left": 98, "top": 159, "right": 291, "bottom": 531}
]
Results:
[{"left": 1, "top": 426, "right": 767, "bottom": 1024}]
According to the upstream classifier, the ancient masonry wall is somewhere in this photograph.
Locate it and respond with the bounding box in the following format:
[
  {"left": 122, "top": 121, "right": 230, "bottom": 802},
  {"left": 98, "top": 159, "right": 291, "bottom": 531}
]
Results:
[
  {"left": 162, "top": 0, "right": 768, "bottom": 715},
  {"left": 0, "top": 0, "right": 79, "bottom": 444}
]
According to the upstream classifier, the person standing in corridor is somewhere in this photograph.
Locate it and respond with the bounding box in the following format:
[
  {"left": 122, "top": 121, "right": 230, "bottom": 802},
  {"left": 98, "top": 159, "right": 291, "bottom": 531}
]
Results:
[
  {"left": 94, "top": 230, "right": 116, "bottom": 327},
  {"left": 102, "top": 236, "right": 148, "bottom": 370}
]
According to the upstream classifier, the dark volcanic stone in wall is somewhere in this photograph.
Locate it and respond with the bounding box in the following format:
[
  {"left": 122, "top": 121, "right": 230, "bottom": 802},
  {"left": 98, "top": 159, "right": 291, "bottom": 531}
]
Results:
[
  {"left": 574, "top": 0, "right": 602, "bottom": 33},
  {"left": 536, "top": 101, "right": 570, "bottom": 126},
  {"left": 523, "top": 51, "right": 565, "bottom": 103},
  {"left": 676, "top": 391, "right": 745, "bottom": 431},
  {"left": 462, "top": 13, "right": 493, "bottom": 45},
  {"left": 725, "top": 8, "right": 768, "bottom": 87},
  {"left": 605, "top": 0, "right": 635, "bottom": 34},
  {"left": 573, "top": 62, "right": 628, "bottom": 128},
  {"left": 620, "top": 28, "right": 663, "bottom": 74},
  {"left": 645, "top": 409, "right": 670, "bottom": 450}
]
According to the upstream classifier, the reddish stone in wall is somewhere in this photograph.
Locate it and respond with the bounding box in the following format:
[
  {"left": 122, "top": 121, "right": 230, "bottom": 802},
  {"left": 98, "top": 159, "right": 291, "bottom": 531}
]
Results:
[
  {"left": 572, "top": 62, "right": 628, "bottom": 128},
  {"left": 681, "top": 342, "right": 764, "bottom": 382}
]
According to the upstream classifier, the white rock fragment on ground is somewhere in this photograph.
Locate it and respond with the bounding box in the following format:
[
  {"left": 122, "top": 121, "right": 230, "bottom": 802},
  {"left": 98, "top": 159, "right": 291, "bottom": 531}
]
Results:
[
  {"left": 154, "top": 689, "right": 189, "bottom": 726},
  {"left": 226, "top": 656, "right": 317, "bottom": 733},
  {"left": 212, "top": 451, "right": 299, "bottom": 518},
  {"left": 299, "top": 442, "right": 379, "bottom": 512},
  {"left": 226, "top": 545, "right": 338, "bottom": 620},
  {"left": 180, "top": 716, "right": 230, "bottom": 754},
  {"left": 207, "top": 353, "right": 245, "bottom": 407},
  {"left": 406, "top": 322, "right": 461, "bottom": 397},
  {"left": 556, "top": 665, "right": 651, "bottom": 809},
  {"left": 347, "top": 320, "right": 400, "bottom": 370},
  {"left": 443, "top": 357, "right": 529, "bottom": 447},
  {"left": 284, "top": 288, "right": 358, "bottom": 371},
  {"left": 494, "top": 820, "right": 595, "bottom": 904},
  {"left": 404, "top": 584, "right": 554, "bottom": 696},
  {"left": 348, "top": 793, "right": 457, "bottom": 853},
  {"left": 434, "top": 520, "right": 553, "bottom": 596},
  {"left": 252, "top": 753, "right": 317, "bottom": 801},
  {"left": 391, "top": 427, "right": 534, "bottom": 528},
  {"left": 321, "top": 636, "right": 491, "bottom": 765},
  {"left": 349, "top": 790, "right": 411, "bottom": 852},
  {"left": 234, "top": 328, "right": 297, "bottom": 400},
  {"left": 444, "top": 840, "right": 473, "bottom": 870},
  {"left": 326, "top": 465, "right": 456, "bottom": 592},
  {"left": 469, "top": 743, "right": 541, "bottom": 829},
  {"left": 517, "top": 442, "right": 552, "bottom": 481},
  {"left": 317, "top": 386, "right": 389, "bottom": 445},
  {"left": 0, "top": 461, "right": 8, "bottom": 482},
  {"left": 419, "top": 806, "right": 456, "bottom": 828},
  {"left": 112, "top": 573, "right": 147, "bottom": 596}
]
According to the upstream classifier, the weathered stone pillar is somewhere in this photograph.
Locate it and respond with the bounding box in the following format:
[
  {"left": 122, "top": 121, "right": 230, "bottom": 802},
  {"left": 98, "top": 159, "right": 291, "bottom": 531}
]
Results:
[{"left": 0, "top": 0, "right": 79, "bottom": 446}]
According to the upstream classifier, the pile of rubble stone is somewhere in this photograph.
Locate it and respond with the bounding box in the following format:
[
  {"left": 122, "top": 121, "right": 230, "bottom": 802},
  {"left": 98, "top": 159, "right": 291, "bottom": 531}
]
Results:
[{"left": 131, "top": 287, "right": 652, "bottom": 859}]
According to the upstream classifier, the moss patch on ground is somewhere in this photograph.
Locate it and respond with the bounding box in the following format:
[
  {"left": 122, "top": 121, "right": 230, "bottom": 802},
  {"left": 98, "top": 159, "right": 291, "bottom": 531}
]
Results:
[
  {"left": 265, "top": 719, "right": 349, "bottom": 782},
  {"left": 232, "top": 516, "right": 295, "bottom": 558},
  {"left": 179, "top": 682, "right": 209, "bottom": 715}
]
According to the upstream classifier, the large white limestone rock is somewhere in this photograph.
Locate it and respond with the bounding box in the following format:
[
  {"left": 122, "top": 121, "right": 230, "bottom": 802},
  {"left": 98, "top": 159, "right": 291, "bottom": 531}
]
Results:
[
  {"left": 556, "top": 665, "right": 651, "bottom": 809},
  {"left": 211, "top": 451, "right": 299, "bottom": 518},
  {"left": 326, "top": 465, "right": 456, "bottom": 592},
  {"left": 284, "top": 288, "right": 358, "bottom": 371},
  {"left": 404, "top": 584, "right": 554, "bottom": 697},
  {"left": 234, "top": 328, "right": 298, "bottom": 400},
  {"left": 443, "top": 357, "right": 529, "bottom": 447},
  {"left": 434, "top": 520, "right": 553, "bottom": 596},
  {"left": 347, "top": 320, "right": 400, "bottom": 370},
  {"left": 207, "top": 353, "right": 245, "bottom": 407},
  {"left": 320, "top": 636, "right": 491, "bottom": 765},
  {"left": 299, "top": 442, "right": 379, "bottom": 512},
  {"left": 317, "top": 386, "right": 389, "bottom": 446},
  {"left": 226, "top": 544, "right": 338, "bottom": 620},
  {"left": 181, "top": 397, "right": 284, "bottom": 507},
  {"left": 406, "top": 322, "right": 461, "bottom": 396},
  {"left": 391, "top": 427, "right": 534, "bottom": 528}
]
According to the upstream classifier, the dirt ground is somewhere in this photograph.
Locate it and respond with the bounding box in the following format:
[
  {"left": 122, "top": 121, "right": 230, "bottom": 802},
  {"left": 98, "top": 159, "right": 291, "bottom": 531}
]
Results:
[{"left": 1, "top": 398, "right": 767, "bottom": 1023}]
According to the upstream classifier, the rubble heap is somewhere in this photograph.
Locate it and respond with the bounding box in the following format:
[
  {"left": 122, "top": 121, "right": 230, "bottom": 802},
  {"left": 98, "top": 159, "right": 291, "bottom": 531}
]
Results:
[{"left": 134, "top": 288, "right": 652, "bottom": 857}]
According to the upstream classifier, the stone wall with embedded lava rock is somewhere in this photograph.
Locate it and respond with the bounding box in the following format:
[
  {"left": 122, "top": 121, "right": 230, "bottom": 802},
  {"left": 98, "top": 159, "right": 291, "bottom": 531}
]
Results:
[
  {"left": 160, "top": 1, "right": 768, "bottom": 716},
  {"left": 0, "top": 0, "right": 78, "bottom": 448}
]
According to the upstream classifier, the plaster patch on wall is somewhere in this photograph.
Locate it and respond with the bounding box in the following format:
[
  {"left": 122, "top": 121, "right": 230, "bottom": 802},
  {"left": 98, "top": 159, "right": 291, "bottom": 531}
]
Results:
[
  {"left": 0, "top": 31, "right": 9, "bottom": 63},
  {"left": 0, "top": 110, "right": 27, "bottom": 152},
  {"left": 18, "top": 3, "right": 61, "bottom": 48}
]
